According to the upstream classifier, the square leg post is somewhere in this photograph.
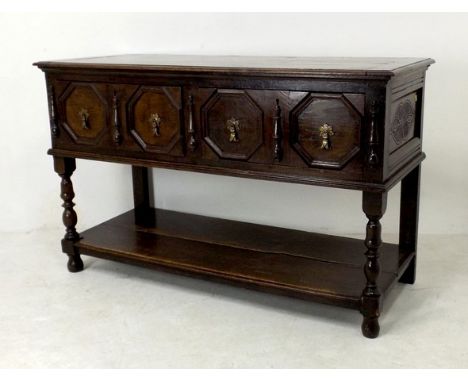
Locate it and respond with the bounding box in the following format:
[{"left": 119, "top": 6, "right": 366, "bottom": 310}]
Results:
[
  {"left": 132, "top": 166, "right": 154, "bottom": 226},
  {"left": 398, "top": 165, "right": 421, "bottom": 284}
]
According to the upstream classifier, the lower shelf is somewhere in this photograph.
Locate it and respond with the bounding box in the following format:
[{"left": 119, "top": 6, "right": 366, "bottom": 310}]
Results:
[{"left": 76, "top": 208, "right": 414, "bottom": 310}]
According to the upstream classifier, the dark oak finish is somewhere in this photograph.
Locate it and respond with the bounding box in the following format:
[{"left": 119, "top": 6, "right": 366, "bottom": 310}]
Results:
[
  {"left": 273, "top": 99, "right": 282, "bottom": 161},
  {"left": 291, "top": 93, "right": 364, "bottom": 169},
  {"left": 53, "top": 156, "right": 83, "bottom": 272},
  {"left": 131, "top": 165, "right": 154, "bottom": 226},
  {"left": 77, "top": 208, "right": 413, "bottom": 308},
  {"left": 35, "top": 54, "right": 433, "bottom": 78},
  {"left": 361, "top": 191, "right": 387, "bottom": 338},
  {"left": 35, "top": 54, "right": 433, "bottom": 338},
  {"left": 398, "top": 165, "right": 421, "bottom": 284},
  {"left": 112, "top": 91, "right": 122, "bottom": 145},
  {"left": 128, "top": 86, "right": 184, "bottom": 155}
]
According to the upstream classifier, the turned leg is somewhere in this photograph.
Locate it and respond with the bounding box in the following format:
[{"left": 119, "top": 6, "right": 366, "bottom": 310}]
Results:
[
  {"left": 399, "top": 165, "right": 421, "bottom": 284},
  {"left": 53, "top": 157, "right": 83, "bottom": 272},
  {"left": 360, "top": 191, "right": 387, "bottom": 338},
  {"left": 132, "top": 166, "right": 154, "bottom": 226}
]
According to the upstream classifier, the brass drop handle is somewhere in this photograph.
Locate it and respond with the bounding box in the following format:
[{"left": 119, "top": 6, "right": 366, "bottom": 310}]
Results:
[
  {"left": 226, "top": 117, "right": 240, "bottom": 143},
  {"left": 149, "top": 113, "right": 162, "bottom": 136},
  {"left": 78, "top": 108, "right": 90, "bottom": 130},
  {"left": 319, "top": 123, "right": 334, "bottom": 150}
]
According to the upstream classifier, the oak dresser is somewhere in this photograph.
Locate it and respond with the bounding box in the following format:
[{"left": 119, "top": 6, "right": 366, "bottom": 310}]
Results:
[{"left": 35, "top": 55, "right": 434, "bottom": 338}]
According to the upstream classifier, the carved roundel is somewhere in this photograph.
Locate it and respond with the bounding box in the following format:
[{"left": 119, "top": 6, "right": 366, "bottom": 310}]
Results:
[
  {"left": 59, "top": 83, "right": 108, "bottom": 145},
  {"left": 201, "top": 90, "right": 264, "bottom": 160},
  {"left": 391, "top": 98, "right": 415, "bottom": 145}
]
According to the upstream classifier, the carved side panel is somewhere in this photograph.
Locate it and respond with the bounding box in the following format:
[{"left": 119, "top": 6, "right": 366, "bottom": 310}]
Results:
[{"left": 389, "top": 92, "right": 417, "bottom": 152}]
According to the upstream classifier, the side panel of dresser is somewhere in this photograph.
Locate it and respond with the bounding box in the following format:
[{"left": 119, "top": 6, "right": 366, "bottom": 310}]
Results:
[{"left": 383, "top": 67, "right": 429, "bottom": 181}]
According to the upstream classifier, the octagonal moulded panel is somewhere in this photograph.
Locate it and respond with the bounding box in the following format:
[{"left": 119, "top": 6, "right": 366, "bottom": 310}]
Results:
[
  {"left": 59, "top": 83, "right": 108, "bottom": 145},
  {"left": 290, "top": 93, "right": 364, "bottom": 169},
  {"left": 127, "top": 86, "right": 182, "bottom": 154},
  {"left": 201, "top": 89, "right": 264, "bottom": 161}
]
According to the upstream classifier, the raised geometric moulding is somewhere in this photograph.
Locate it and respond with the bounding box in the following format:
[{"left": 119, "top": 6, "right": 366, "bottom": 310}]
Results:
[
  {"left": 201, "top": 89, "right": 264, "bottom": 161},
  {"left": 290, "top": 93, "right": 363, "bottom": 169}
]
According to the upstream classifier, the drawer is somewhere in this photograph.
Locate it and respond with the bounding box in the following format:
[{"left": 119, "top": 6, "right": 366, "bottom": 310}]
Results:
[
  {"left": 197, "top": 88, "right": 364, "bottom": 169},
  {"left": 290, "top": 93, "right": 364, "bottom": 169},
  {"left": 56, "top": 82, "right": 364, "bottom": 172},
  {"left": 57, "top": 82, "right": 184, "bottom": 156}
]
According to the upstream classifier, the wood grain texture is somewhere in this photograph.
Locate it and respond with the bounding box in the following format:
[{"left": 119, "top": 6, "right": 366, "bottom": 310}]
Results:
[
  {"left": 59, "top": 83, "right": 108, "bottom": 144},
  {"left": 201, "top": 89, "right": 264, "bottom": 160},
  {"left": 76, "top": 208, "right": 413, "bottom": 309},
  {"left": 127, "top": 86, "right": 183, "bottom": 154},
  {"left": 291, "top": 93, "right": 363, "bottom": 168},
  {"left": 47, "top": 147, "right": 426, "bottom": 192},
  {"left": 34, "top": 54, "right": 435, "bottom": 79}
]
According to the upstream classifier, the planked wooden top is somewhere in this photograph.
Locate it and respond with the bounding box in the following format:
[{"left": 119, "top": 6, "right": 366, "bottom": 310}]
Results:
[{"left": 34, "top": 54, "right": 434, "bottom": 78}]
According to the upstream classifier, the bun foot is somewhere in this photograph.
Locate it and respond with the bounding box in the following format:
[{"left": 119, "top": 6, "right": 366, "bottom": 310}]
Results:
[
  {"left": 361, "top": 317, "right": 380, "bottom": 338},
  {"left": 67, "top": 255, "right": 84, "bottom": 273}
]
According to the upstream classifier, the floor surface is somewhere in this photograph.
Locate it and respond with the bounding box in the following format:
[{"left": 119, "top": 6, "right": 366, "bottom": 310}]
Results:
[{"left": 1, "top": 229, "right": 467, "bottom": 368}]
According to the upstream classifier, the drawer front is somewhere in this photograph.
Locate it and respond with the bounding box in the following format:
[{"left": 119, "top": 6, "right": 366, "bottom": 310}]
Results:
[
  {"left": 52, "top": 81, "right": 367, "bottom": 180},
  {"left": 127, "top": 86, "right": 183, "bottom": 154},
  {"left": 195, "top": 88, "right": 365, "bottom": 169},
  {"left": 290, "top": 93, "right": 364, "bottom": 169},
  {"left": 59, "top": 82, "right": 108, "bottom": 145},
  {"left": 56, "top": 82, "right": 184, "bottom": 156}
]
